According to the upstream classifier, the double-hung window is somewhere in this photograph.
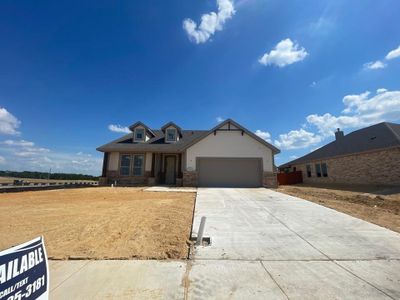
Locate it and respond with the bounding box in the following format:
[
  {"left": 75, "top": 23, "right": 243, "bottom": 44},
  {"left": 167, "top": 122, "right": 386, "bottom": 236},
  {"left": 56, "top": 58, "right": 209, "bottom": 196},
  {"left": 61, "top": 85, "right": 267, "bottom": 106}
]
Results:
[
  {"left": 315, "top": 163, "right": 322, "bottom": 177},
  {"left": 120, "top": 155, "right": 131, "bottom": 176},
  {"left": 119, "top": 154, "right": 144, "bottom": 176},
  {"left": 321, "top": 163, "right": 328, "bottom": 177},
  {"left": 134, "top": 128, "right": 145, "bottom": 142},
  {"left": 133, "top": 155, "right": 144, "bottom": 176},
  {"left": 306, "top": 165, "right": 312, "bottom": 177},
  {"left": 166, "top": 129, "right": 177, "bottom": 142}
]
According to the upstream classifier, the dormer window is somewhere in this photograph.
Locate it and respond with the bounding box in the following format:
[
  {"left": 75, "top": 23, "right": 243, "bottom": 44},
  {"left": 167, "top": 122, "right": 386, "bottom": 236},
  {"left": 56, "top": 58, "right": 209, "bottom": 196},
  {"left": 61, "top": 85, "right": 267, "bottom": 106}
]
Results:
[
  {"left": 166, "top": 128, "right": 177, "bottom": 142},
  {"left": 134, "top": 128, "right": 145, "bottom": 142}
]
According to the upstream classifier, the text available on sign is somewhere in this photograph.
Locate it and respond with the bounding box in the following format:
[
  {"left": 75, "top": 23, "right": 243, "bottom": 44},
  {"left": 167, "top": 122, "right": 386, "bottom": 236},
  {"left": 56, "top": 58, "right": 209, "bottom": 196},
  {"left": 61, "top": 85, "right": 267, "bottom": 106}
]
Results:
[{"left": 0, "top": 237, "right": 49, "bottom": 300}]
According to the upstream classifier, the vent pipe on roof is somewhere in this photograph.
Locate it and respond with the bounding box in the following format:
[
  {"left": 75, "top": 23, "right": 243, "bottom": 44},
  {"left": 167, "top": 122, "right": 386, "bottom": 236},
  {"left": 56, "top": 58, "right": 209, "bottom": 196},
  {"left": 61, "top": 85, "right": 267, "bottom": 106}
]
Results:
[{"left": 335, "top": 128, "right": 344, "bottom": 140}]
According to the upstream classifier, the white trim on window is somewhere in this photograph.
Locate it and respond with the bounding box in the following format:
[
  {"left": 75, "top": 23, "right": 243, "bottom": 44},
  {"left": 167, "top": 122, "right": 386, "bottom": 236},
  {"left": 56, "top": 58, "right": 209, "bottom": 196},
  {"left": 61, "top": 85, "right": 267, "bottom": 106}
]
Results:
[
  {"left": 134, "top": 128, "right": 145, "bottom": 142},
  {"left": 119, "top": 153, "right": 145, "bottom": 176},
  {"left": 166, "top": 128, "right": 177, "bottom": 142}
]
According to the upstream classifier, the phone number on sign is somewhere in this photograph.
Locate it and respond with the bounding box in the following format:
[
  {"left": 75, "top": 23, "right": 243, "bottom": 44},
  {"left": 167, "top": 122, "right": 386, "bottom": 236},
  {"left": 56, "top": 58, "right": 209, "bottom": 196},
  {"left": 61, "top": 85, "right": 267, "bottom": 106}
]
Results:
[{"left": 6, "top": 276, "right": 45, "bottom": 300}]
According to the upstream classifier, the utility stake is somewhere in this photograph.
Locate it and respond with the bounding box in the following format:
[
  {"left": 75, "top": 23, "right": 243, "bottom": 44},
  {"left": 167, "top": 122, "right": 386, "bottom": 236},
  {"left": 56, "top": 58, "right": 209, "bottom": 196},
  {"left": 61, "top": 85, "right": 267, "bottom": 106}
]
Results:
[{"left": 196, "top": 216, "right": 206, "bottom": 246}]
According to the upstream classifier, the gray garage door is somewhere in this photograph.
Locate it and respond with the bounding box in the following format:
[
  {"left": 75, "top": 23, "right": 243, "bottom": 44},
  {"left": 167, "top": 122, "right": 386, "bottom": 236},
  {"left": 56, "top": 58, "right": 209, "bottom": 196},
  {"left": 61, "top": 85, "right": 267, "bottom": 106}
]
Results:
[{"left": 197, "top": 158, "right": 262, "bottom": 188}]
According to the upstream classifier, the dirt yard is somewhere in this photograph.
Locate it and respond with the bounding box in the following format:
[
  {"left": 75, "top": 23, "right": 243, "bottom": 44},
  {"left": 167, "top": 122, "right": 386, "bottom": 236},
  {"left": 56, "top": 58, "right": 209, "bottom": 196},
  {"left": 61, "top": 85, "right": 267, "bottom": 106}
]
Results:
[
  {"left": 277, "top": 184, "right": 400, "bottom": 233},
  {"left": 0, "top": 187, "right": 195, "bottom": 260}
]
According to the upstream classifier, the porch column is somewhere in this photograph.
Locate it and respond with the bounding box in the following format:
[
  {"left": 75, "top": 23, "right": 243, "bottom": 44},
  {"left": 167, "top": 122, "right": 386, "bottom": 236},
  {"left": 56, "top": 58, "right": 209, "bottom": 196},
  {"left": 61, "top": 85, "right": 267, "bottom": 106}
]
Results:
[
  {"left": 150, "top": 153, "right": 154, "bottom": 177},
  {"left": 178, "top": 153, "right": 182, "bottom": 178}
]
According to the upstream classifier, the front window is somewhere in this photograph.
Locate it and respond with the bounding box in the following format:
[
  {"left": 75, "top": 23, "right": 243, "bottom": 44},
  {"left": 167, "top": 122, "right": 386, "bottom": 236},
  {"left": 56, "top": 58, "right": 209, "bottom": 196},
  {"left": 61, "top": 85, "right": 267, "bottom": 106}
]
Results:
[
  {"left": 321, "top": 163, "right": 328, "bottom": 177},
  {"left": 133, "top": 155, "right": 144, "bottom": 176},
  {"left": 119, "top": 154, "right": 144, "bottom": 176},
  {"left": 134, "top": 128, "right": 145, "bottom": 142},
  {"left": 306, "top": 165, "right": 312, "bottom": 177},
  {"left": 315, "top": 163, "right": 322, "bottom": 177},
  {"left": 120, "top": 155, "right": 131, "bottom": 176},
  {"left": 166, "top": 129, "right": 177, "bottom": 142}
]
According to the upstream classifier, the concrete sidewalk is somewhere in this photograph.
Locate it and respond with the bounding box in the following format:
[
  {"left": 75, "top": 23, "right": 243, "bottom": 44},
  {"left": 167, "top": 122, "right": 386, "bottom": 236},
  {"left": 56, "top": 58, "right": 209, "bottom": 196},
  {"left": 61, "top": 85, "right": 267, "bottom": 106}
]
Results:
[
  {"left": 50, "top": 260, "right": 187, "bottom": 299},
  {"left": 49, "top": 188, "right": 400, "bottom": 299}
]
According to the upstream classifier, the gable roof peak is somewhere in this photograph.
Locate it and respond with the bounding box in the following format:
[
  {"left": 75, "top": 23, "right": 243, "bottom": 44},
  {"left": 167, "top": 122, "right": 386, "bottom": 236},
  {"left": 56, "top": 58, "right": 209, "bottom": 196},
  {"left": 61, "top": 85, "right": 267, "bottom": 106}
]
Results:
[
  {"left": 161, "top": 121, "right": 182, "bottom": 132},
  {"left": 128, "top": 121, "right": 155, "bottom": 136},
  {"left": 181, "top": 118, "right": 280, "bottom": 154}
]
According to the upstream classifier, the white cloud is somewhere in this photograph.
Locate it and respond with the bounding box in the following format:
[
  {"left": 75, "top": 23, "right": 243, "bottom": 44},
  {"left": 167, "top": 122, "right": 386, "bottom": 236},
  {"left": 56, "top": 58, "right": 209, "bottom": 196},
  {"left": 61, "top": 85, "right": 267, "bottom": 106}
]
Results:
[
  {"left": 364, "top": 45, "right": 400, "bottom": 70},
  {"left": 108, "top": 124, "right": 130, "bottom": 134},
  {"left": 376, "top": 88, "right": 387, "bottom": 94},
  {"left": 216, "top": 116, "right": 225, "bottom": 122},
  {"left": 0, "top": 107, "right": 21, "bottom": 135},
  {"left": 1, "top": 139, "right": 50, "bottom": 157},
  {"left": 0, "top": 139, "right": 102, "bottom": 175},
  {"left": 307, "top": 89, "right": 400, "bottom": 137},
  {"left": 277, "top": 88, "right": 400, "bottom": 151},
  {"left": 289, "top": 155, "right": 298, "bottom": 160},
  {"left": 385, "top": 45, "right": 400, "bottom": 60},
  {"left": 259, "top": 38, "right": 308, "bottom": 67},
  {"left": 255, "top": 130, "right": 272, "bottom": 143},
  {"left": 183, "top": 0, "right": 235, "bottom": 44},
  {"left": 363, "top": 60, "right": 386, "bottom": 70},
  {"left": 3, "top": 139, "right": 34, "bottom": 147},
  {"left": 274, "top": 129, "right": 322, "bottom": 150},
  {"left": 0, "top": 108, "right": 102, "bottom": 175}
]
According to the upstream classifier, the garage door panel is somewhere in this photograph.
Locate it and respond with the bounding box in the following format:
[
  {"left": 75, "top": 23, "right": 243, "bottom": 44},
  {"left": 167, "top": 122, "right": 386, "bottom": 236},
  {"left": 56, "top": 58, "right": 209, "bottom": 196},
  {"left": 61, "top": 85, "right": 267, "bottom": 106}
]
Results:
[{"left": 197, "top": 158, "right": 262, "bottom": 188}]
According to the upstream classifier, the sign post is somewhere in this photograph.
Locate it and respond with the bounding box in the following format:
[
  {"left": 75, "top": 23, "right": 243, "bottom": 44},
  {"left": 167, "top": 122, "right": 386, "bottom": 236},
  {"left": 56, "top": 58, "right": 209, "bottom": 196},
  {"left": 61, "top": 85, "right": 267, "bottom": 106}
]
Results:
[{"left": 0, "top": 237, "right": 49, "bottom": 300}]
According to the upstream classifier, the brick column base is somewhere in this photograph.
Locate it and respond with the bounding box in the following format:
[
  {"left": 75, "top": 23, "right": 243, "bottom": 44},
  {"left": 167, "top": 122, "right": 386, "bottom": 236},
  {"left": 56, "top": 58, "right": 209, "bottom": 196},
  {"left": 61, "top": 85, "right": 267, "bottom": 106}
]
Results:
[
  {"left": 263, "top": 172, "right": 278, "bottom": 188},
  {"left": 183, "top": 171, "right": 197, "bottom": 187}
]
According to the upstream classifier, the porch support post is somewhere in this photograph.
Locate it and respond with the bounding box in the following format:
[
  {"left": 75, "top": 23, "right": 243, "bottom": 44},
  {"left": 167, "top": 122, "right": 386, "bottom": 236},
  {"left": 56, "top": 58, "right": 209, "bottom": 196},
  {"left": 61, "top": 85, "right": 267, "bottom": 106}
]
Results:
[
  {"left": 178, "top": 153, "right": 182, "bottom": 178},
  {"left": 151, "top": 153, "right": 155, "bottom": 177}
]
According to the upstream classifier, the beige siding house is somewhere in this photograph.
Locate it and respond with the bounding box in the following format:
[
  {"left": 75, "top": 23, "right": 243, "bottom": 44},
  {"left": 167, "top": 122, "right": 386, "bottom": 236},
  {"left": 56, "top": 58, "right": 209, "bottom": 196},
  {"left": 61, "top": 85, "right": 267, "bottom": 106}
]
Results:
[
  {"left": 97, "top": 119, "right": 280, "bottom": 187},
  {"left": 280, "top": 122, "right": 400, "bottom": 186}
]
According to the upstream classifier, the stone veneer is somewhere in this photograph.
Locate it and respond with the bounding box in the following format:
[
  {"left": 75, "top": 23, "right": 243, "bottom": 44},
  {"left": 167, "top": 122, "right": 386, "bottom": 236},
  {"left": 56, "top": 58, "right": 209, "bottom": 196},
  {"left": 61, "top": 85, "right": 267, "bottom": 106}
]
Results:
[
  {"left": 263, "top": 172, "right": 278, "bottom": 188},
  {"left": 183, "top": 171, "right": 198, "bottom": 187},
  {"left": 291, "top": 147, "right": 400, "bottom": 186},
  {"left": 102, "top": 170, "right": 150, "bottom": 186}
]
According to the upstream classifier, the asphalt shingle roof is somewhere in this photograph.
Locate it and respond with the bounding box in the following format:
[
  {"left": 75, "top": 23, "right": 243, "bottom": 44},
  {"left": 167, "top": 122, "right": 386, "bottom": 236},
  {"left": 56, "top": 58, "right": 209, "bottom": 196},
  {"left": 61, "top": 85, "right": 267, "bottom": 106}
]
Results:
[
  {"left": 280, "top": 122, "right": 400, "bottom": 168},
  {"left": 96, "top": 130, "right": 208, "bottom": 153},
  {"left": 97, "top": 119, "right": 281, "bottom": 154}
]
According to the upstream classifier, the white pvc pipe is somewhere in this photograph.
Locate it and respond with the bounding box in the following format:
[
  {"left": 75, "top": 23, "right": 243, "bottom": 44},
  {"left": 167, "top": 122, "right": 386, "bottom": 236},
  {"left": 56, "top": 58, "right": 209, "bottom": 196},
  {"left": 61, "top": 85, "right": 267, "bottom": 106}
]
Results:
[{"left": 196, "top": 216, "right": 207, "bottom": 246}]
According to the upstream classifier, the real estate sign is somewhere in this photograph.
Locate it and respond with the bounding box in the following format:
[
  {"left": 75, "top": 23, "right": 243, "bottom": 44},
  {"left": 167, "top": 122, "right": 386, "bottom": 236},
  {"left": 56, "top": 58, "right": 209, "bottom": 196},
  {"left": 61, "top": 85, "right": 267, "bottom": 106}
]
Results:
[{"left": 0, "top": 237, "right": 49, "bottom": 300}]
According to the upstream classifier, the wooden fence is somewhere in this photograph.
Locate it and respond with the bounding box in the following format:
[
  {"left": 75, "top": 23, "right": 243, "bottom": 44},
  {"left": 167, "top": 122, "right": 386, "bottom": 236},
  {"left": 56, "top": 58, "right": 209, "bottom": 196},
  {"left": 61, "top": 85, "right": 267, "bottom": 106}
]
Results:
[{"left": 277, "top": 171, "right": 303, "bottom": 185}]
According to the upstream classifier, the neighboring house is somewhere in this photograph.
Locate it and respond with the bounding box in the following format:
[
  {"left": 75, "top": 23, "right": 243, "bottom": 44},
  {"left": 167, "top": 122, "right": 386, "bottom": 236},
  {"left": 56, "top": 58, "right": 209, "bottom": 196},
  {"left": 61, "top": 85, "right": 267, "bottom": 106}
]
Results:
[
  {"left": 97, "top": 119, "right": 280, "bottom": 187},
  {"left": 280, "top": 122, "right": 400, "bottom": 186}
]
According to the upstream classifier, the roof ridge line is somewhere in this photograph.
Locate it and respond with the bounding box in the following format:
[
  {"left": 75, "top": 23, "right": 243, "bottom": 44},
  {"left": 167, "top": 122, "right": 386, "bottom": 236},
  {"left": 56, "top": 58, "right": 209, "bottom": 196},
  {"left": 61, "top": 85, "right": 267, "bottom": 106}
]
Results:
[{"left": 384, "top": 122, "right": 400, "bottom": 142}]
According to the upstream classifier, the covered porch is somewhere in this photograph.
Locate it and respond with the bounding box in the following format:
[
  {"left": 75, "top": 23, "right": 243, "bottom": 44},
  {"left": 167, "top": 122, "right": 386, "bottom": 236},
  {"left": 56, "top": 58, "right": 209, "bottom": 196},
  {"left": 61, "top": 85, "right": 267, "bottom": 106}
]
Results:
[{"left": 148, "top": 152, "right": 184, "bottom": 186}]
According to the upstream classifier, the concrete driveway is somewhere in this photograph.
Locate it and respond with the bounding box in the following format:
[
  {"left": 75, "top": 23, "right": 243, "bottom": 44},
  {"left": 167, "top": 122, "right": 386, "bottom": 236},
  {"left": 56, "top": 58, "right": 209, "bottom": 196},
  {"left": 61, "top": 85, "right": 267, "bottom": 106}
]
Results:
[
  {"left": 189, "top": 188, "right": 400, "bottom": 299},
  {"left": 49, "top": 188, "right": 400, "bottom": 299}
]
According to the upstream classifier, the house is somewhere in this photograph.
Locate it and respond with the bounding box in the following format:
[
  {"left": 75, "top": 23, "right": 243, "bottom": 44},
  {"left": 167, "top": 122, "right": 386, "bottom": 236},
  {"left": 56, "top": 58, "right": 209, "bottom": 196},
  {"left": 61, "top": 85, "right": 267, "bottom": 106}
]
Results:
[
  {"left": 97, "top": 119, "right": 280, "bottom": 188},
  {"left": 279, "top": 122, "right": 400, "bottom": 186}
]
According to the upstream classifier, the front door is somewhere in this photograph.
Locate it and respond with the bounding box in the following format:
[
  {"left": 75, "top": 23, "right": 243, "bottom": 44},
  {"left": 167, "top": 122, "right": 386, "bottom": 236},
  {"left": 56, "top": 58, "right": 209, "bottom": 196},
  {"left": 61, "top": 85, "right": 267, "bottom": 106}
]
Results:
[{"left": 165, "top": 156, "right": 176, "bottom": 185}]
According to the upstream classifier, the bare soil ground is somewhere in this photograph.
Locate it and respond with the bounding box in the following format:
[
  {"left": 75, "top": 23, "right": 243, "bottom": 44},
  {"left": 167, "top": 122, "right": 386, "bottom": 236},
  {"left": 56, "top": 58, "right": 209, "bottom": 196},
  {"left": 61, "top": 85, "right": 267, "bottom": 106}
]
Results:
[
  {"left": 277, "top": 184, "right": 400, "bottom": 233},
  {"left": 0, "top": 187, "right": 195, "bottom": 260}
]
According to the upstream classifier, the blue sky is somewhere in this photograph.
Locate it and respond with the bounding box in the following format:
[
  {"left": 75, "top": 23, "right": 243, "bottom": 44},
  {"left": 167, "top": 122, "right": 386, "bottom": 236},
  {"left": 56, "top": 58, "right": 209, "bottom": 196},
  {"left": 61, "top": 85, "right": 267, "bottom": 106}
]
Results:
[{"left": 0, "top": 0, "right": 399, "bottom": 175}]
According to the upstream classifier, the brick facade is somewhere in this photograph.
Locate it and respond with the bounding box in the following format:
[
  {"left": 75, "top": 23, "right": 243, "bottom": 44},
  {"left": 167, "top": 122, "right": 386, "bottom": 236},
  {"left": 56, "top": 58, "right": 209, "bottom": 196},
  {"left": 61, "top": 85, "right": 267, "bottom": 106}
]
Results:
[
  {"left": 291, "top": 147, "right": 400, "bottom": 186},
  {"left": 263, "top": 172, "right": 278, "bottom": 188},
  {"left": 102, "top": 170, "right": 150, "bottom": 186},
  {"left": 182, "top": 171, "right": 198, "bottom": 187}
]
